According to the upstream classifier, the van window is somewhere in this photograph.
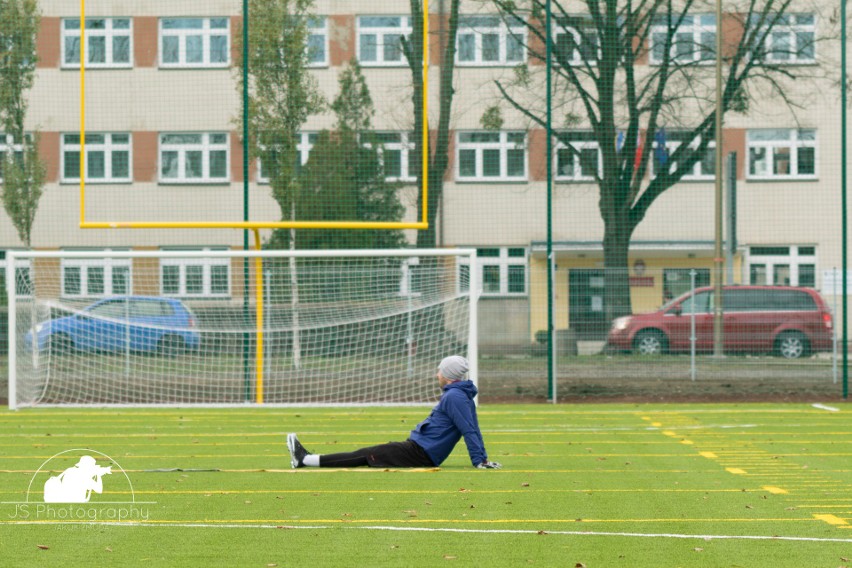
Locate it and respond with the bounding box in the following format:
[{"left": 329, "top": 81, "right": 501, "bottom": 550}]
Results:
[
  {"left": 678, "top": 291, "right": 711, "bottom": 313},
  {"left": 771, "top": 290, "right": 817, "bottom": 311}
]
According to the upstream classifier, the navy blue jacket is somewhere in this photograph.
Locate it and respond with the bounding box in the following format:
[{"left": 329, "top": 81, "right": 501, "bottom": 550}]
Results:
[{"left": 409, "top": 380, "right": 488, "bottom": 466}]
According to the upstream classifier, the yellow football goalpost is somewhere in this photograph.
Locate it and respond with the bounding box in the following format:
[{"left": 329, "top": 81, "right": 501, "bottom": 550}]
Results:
[{"left": 75, "top": 0, "right": 431, "bottom": 403}]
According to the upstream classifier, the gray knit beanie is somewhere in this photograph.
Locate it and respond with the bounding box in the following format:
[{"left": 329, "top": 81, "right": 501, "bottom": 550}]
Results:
[{"left": 438, "top": 355, "right": 469, "bottom": 381}]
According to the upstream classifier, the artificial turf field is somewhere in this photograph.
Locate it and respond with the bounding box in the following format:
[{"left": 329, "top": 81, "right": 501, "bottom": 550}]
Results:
[{"left": 0, "top": 403, "right": 850, "bottom": 567}]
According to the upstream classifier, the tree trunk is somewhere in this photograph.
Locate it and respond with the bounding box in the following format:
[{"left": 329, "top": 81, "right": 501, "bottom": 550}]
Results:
[{"left": 602, "top": 215, "right": 634, "bottom": 324}]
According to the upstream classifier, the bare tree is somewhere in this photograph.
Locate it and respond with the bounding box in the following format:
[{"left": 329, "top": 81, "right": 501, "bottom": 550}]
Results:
[
  {"left": 404, "top": 0, "right": 462, "bottom": 248},
  {"left": 490, "top": 0, "right": 820, "bottom": 321}
]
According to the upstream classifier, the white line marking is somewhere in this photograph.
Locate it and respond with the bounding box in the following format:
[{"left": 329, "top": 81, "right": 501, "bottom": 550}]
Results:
[
  {"left": 811, "top": 404, "right": 840, "bottom": 412},
  {"left": 5, "top": 521, "right": 852, "bottom": 543}
]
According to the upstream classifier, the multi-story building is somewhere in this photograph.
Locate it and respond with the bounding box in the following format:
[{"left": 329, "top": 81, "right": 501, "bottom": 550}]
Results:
[{"left": 0, "top": 0, "right": 843, "bottom": 350}]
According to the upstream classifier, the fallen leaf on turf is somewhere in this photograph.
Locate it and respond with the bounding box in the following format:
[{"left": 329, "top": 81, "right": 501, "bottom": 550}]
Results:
[
  {"left": 842, "top": 557, "right": 849, "bottom": 562},
  {"left": 37, "top": 545, "right": 49, "bottom": 550},
  {"left": 443, "top": 555, "right": 457, "bottom": 560},
  {"left": 694, "top": 547, "right": 704, "bottom": 552},
  {"left": 469, "top": 505, "right": 476, "bottom": 509},
  {"left": 105, "top": 547, "right": 113, "bottom": 553},
  {"left": 458, "top": 488, "right": 470, "bottom": 493},
  {"left": 267, "top": 564, "right": 277, "bottom": 567},
  {"left": 521, "top": 483, "right": 530, "bottom": 487},
  {"left": 575, "top": 563, "right": 586, "bottom": 567},
  {"left": 745, "top": 505, "right": 753, "bottom": 509},
  {"left": 537, "top": 530, "right": 547, "bottom": 535}
]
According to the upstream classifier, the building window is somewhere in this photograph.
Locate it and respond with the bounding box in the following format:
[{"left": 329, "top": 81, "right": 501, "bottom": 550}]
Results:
[
  {"left": 457, "top": 15, "right": 525, "bottom": 66},
  {"left": 748, "top": 245, "right": 816, "bottom": 287},
  {"left": 61, "top": 254, "right": 131, "bottom": 298},
  {"left": 459, "top": 247, "right": 527, "bottom": 296},
  {"left": 456, "top": 131, "right": 527, "bottom": 181},
  {"left": 257, "top": 132, "right": 317, "bottom": 183},
  {"left": 62, "top": 133, "right": 131, "bottom": 183},
  {"left": 0, "top": 133, "right": 23, "bottom": 182},
  {"left": 0, "top": 257, "right": 33, "bottom": 298},
  {"left": 160, "top": 133, "right": 229, "bottom": 183},
  {"left": 161, "top": 249, "right": 230, "bottom": 297},
  {"left": 160, "top": 18, "right": 229, "bottom": 68},
  {"left": 753, "top": 13, "right": 816, "bottom": 63},
  {"left": 663, "top": 268, "right": 711, "bottom": 303},
  {"left": 366, "top": 132, "right": 416, "bottom": 182},
  {"left": 555, "top": 16, "right": 600, "bottom": 66},
  {"left": 307, "top": 16, "right": 328, "bottom": 67},
  {"left": 554, "top": 132, "right": 599, "bottom": 181},
  {"left": 747, "top": 129, "right": 816, "bottom": 179},
  {"left": 652, "top": 131, "right": 715, "bottom": 180},
  {"left": 357, "top": 16, "right": 411, "bottom": 66},
  {"left": 62, "top": 18, "right": 132, "bottom": 68},
  {"left": 650, "top": 14, "right": 716, "bottom": 65}
]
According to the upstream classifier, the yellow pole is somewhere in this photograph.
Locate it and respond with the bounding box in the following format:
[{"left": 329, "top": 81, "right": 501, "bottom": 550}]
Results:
[
  {"left": 422, "top": 0, "right": 429, "bottom": 226},
  {"left": 253, "top": 229, "right": 264, "bottom": 404}
]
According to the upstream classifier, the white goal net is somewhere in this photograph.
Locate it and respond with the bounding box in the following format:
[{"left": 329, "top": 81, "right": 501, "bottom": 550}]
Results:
[{"left": 6, "top": 249, "right": 477, "bottom": 408}]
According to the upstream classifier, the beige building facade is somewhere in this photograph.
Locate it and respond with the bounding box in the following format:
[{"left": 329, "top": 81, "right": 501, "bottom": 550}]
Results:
[{"left": 1, "top": 0, "right": 844, "bottom": 348}]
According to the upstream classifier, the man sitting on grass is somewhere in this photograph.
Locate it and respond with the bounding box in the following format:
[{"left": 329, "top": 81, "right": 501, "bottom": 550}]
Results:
[{"left": 286, "top": 355, "right": 502, "bottom": 470}]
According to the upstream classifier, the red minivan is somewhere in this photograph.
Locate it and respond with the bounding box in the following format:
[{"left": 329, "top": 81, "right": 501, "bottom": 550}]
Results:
[{"left": 606, "top": 286, "right": 834, "bottom": 359}]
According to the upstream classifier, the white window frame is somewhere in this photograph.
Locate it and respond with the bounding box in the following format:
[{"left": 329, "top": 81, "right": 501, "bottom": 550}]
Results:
[
  {"left": 356, "top": 16, "right": 412, "bottom": 66},
  {"left": 257, "top": 132, "right": 317, "bottom": 184},
  {"left": 0, "top": 256, "right": 33, "bottom": 298},
  {"left": 747, "top": 245, "right": 816, "bottom": 287},
  {"left": 554, "top": 133, "right": 600, "bottom": 181},
  {"left": 60, "top": 253, "right": 132, "bottom": 298},
  {"left": 458, "top": 247, "right": 528, "bottom": 297},
  {"left": 456, "top": 15, "right": 526, "bottom": 66},
  {"left": 456, "top": 131, "right": 527, "bottom": 182},
  {"left": 160, "top": 248, "right": 231, "bottom": 298},
  {"left": 0, "top": 133, "right": 23, "bottom": 183},
  {"left": 307, "top": 16, "right": 329, "bottom": 67},
  {"left": 365, "top": 132, "right": 416, "bottom": 182},
  {"left": 649, "top": 14, "right": 716, "bottom": 65},
  {"left": 61, "top": 133, "right": 132, "bottom": 183},
  {"left": 555, "top": 17, "right": 601, "bottom": 66},
  {"left": 651, "top": 133, "right": 715, "bottom": 180},
  {"left": 747, "top": 129, "right": 817, "bottom": 180},
  {"left": 62, "top": 17, "right": 133, "bottom": 69},
  {"left": 159, "top": 133, "right": 230, "bottom": 184},
  {"left": 754, "top": 13, "right": 816, "bottom": 64},
  {"left": 159, "top": 17, "right": 230, "bottom": 68}
]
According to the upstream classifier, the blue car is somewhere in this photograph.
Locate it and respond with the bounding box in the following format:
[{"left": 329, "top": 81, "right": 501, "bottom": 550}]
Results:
[{"left": 25, "top": 296, "right": 200, "bottom": 356}]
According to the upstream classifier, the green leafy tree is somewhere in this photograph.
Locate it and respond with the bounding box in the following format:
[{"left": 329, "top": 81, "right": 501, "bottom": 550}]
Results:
[
  {"left": 0, "top": 0, "right": 45, "bottom": 248},
  {"left": 234, "top": 0, "right": 325, "bottom": 238},
  {"left": 289, "top": 59, "right": 406, "bottom": 250},
  {"left": 491, "top": 0, "right": 818, "bottom": 321}
]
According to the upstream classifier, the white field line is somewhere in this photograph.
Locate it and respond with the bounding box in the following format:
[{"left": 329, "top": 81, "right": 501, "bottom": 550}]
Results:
[
  {"left": 811, "top": 404, "right": 840, "bottom": 412},
  {"left": 4, "top": 521, "right": 852, "bottom": 543}
]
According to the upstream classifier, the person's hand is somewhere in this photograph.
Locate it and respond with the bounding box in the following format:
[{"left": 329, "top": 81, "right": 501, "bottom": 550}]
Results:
[{"left": 476, "top": 461, "right": 502, "bottom": 469}]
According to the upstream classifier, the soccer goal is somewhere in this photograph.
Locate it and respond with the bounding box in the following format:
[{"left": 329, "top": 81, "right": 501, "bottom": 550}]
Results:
[{"left": 6, "top": 249, "right": 477, "bottom": 408}]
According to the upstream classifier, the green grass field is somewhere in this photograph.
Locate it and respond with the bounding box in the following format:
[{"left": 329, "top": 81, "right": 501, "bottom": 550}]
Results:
[{"left": 1, "top": 403, "right": 850, "bottom": 567}]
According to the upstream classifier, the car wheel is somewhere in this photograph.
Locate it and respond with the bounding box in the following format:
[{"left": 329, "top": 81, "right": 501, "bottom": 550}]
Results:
[
  {"left": 776, "top": 331, "right": 809, "bottom": 359},
  {"left": 158, "top": 335, "right": 186, "bottom": 357},
  {"left": 48, "top": 334, "right": 74, "bottom": 354},
  {"left": 633, "top": 330, "right": 667, "bottom": 355}
]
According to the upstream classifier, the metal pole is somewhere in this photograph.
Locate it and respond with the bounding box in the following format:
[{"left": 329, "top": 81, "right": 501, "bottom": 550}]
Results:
[
  {"left": 834, "top": 268, "right": 838, "bottom": 384},
  {"left": 546, "top": 0, "right": 556, "bottom": 403},
  {"left": 713, "top": 0, "right": 724, "bottom": 357},
  {"left": 690, "top": 269, "right": 697, "bottom": 381},
  {"left": 843, "top": 0, "right": 849, "bottom": 399},
  {"left": 242, "top": 0, "right": 252, "bottom": 402}
]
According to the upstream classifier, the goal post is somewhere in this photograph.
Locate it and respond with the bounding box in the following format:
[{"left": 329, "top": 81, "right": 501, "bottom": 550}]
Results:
[{"left": 7, "top": 248, "right": 478, "bottom": 408}]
